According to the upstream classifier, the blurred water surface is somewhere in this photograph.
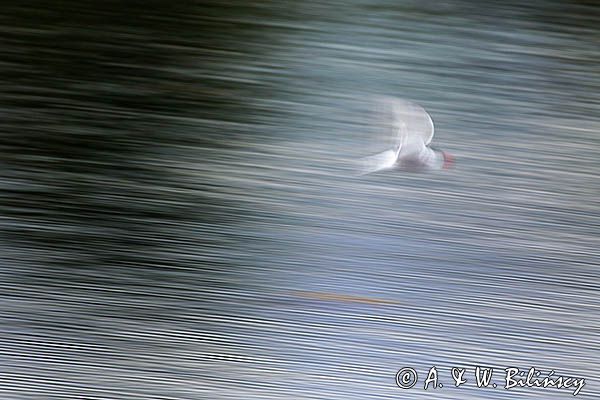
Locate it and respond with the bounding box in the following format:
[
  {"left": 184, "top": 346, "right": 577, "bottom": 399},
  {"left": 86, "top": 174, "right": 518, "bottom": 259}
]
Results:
[{"left": 1, "top": 1, "right": 599, "bottom": 399}]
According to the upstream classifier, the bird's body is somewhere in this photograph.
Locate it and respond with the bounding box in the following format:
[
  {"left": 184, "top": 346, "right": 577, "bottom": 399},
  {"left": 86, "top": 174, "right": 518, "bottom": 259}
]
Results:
[{"left": 357, "top": 98, "right": 452, "bottom": 175}]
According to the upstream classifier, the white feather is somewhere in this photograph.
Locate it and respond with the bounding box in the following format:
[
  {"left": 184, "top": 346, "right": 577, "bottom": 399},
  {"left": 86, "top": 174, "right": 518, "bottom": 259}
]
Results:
[{"left": 358, "top": 97, "right": 437, "bottom": 174}]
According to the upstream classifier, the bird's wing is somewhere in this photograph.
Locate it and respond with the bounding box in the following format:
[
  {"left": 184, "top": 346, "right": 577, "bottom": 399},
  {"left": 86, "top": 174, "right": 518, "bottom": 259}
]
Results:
[
  {"left": 357, "top": 148, "right": 399, "bottom": 175},
  {"left": 356, "top": 97, "right": 435, "bottom": 175},
  {"left": 388, "top": 98, "right": 435, "bottom": 146}
]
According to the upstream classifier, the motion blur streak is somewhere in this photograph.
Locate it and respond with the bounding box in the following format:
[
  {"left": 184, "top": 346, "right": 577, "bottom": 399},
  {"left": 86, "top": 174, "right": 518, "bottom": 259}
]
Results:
[{"left": 0, "top": 1, "right": 599, "bottom": 399}]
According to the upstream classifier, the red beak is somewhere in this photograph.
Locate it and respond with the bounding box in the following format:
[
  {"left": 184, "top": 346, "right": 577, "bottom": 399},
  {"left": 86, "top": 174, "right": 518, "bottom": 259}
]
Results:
[{"left": 442, "top": 151, "right": 454, "bottom": 169}]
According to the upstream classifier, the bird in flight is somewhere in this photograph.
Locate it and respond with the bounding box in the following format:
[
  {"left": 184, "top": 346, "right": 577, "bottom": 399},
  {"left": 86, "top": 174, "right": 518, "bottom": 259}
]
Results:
[{"left": 357, "top": 98, "right": 453, "bottom": 175}]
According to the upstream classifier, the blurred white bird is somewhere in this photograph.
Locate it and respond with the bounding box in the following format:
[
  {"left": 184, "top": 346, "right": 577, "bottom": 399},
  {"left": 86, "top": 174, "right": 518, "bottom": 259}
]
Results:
[{"left": 358, "top": 98, "right": 453, "bottom": 175}]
